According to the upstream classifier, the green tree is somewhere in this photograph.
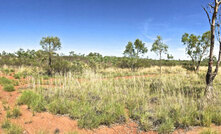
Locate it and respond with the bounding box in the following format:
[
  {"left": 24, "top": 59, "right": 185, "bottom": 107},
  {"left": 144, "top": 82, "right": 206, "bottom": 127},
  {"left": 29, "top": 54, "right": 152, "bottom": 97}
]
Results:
[
  {"left": 123, "top": 39, "right": 148, "bottom": 71},
  {"left": 151, "top": 36, "right": 168, "bottom": 74},
  {"left": 40, "top": 36, "right": 61, "bottom": 76},
  {"left": 181, "top": 31, "right": 211, "bottom": 72},
  {"left": 167, "top": 54, "right": 173, "bottom": 60},
  {"left": 87, "top": 52, "right": 103, "bottom": 73}
]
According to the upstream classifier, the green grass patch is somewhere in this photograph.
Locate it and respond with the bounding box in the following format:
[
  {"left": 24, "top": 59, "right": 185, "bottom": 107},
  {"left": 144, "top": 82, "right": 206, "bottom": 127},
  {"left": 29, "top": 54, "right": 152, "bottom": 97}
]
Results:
[
  {"left": 6, "top": 107, "right": 21, "bottom": 118},
  {"left": 1, "top": 119, "right": 23, "bottom": 134},
  {"left": 3, "top": 84, "right": 15, "bottom": 92},
  {"left": 17, "top": 90, "right": 46, "bottom": 112}
]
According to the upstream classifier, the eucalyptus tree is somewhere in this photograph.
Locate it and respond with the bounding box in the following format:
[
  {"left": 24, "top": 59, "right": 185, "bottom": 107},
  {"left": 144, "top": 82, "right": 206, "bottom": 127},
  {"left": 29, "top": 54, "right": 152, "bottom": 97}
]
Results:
[
  {"left": 123, "top": 39, "right": 148, "bottom": 71},
  {"left": 151, "top": 36, "right": 168, "bottom": 74},
  {"left": 40, "top": 36, "right": 61, "bottom": 76},
  {"left": 203, "top": 0, "right": 221, "bottom": 98},
  {"left": 181, "top": 31, "right": 211, "bottom": 72},
  {"left": 87, "top": 52, "right": 103, "bottom": 73},
  {"left": 167, "top": 54, "right": 173, "bottom": 60}
]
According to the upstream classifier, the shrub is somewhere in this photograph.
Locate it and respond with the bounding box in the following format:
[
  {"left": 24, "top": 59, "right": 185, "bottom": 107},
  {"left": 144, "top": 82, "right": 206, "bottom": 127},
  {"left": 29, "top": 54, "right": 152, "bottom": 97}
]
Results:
[
  {"left": 17, "top": 90, "right": 46, "bottom": 112},
  {"left": 69, "top": 101, "right": 92, "bottom": 120},
  {"left": 0, "top": 77, "right": 12, "bottom": 85},
  {"left": 149, "top": 78, "right": 164, "bottom": 94},
  {"left": 1, "top": 119, "right": 11, "bottom": 129},
  {"left": 200, "top": 129, "right": 218, "bottom": 134},
  {"left": 5, "top": 124, "right": 23, "bottom": 134},
  {"left": 6, "top": 107, "right": 21, "bottom": 118},
  {"left": 3, "top": 84, "right": 15, "bottom": 92},
  {"left": 78, "top": 103, "right": 126, "bottom": 129},
  {"left": 3, "top": 69, "right": 10, "bottom": 75},
  {"left": 157, "top": 119, "right": 175, "bottom": 134},
  {"left": 1, "top": 120, "right": 23, "bottom": 134},
  {"left": 13, "top": 74, "right": 21, "bottom": 79},
  {"left": 212, "top": 112, "right": 221, "bottom": 125},
  {"left": 140, "top": 114, "right": 153, "bottom": 131},
  {"left": 0, "top": 77, "right": 19, "bottom": 86},
  {"left": 47, "top": 99, "right": 70, "bottom": 115},
  {"left": 202, "top": 111, "right": 212, "bottom": 127}
]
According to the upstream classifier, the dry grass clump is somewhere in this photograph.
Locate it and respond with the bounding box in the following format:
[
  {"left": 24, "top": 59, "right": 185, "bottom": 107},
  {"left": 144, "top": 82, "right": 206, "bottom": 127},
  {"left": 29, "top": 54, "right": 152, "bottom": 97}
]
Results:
[{"left": 16, "top": 66, "right": 221, "bottom": 132}]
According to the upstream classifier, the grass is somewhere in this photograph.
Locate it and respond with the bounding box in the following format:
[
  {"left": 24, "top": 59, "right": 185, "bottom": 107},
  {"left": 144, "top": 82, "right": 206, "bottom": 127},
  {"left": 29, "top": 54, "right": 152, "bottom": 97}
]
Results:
[
  {"left": 6, "top": 107, "right": 22, "bottom": 118},
  {"left": 1, "top": 119, "right": 23, "bottom": 134},
  {"left": 0, "top": 77, "right": 18, "bottom": 92},
  {"left": 3, "top": 84, "right": 15, "bottom": 92},
  {"left": 12, "top": 66, "right": 221, "bottom": 133},
  {"left": 200, "top": 128, "right": 218, "bottom": 134},
  {"left": 17, "top": 90, "right": 46, "bottom": 112},
  {"left": 0, "top": 77, "right": 13, "bottom": 85}
]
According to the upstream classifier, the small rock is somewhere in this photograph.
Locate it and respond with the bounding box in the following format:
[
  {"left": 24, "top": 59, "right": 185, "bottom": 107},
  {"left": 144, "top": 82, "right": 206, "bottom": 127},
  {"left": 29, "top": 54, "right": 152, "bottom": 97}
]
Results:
[
  {"left": 24, "top": 120, "right": 32, "bottom": 124},
  {"left": 54, "top": 128, "right": 60, "bottom": 134}
]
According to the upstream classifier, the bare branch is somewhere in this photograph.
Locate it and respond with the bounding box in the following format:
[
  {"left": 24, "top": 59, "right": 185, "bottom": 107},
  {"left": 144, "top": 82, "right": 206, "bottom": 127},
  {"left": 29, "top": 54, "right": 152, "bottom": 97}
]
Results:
[
  {"left": 218, "top": 1, "right": 221, "bottom": 5},
  {"left": 202, "top": 6, "right": 212, "bottom": 25},
  {"left": 209, "top": 3, "right": 215, "bottom": 8},
  {"left": 212, "top": 23, "right": 221, "bottom": 79}
]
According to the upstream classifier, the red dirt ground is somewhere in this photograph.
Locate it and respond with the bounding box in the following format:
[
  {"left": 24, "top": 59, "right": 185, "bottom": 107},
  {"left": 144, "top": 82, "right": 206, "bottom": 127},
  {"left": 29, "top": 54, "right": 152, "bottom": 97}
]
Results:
[{"left": 0, "top": 74, "right": 221, "bottom": 134}]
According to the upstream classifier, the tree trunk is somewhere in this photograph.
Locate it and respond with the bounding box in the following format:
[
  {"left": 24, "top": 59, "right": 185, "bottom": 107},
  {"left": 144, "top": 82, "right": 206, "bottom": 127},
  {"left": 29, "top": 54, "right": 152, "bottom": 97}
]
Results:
[
  {"left": 205, "top": 1, "right": 219, "bottom": 98},
  {"left": 160, "top": 52, "right": 162, "bottom": 74},
  {"left": 206, "top": 23, "right": 215, "bottom": 89},
  {"left": 48, "top": 53, "right": 52, "bottom": 76},
  {"left": 205, "top": 83, "right": 214, "bottom": 100},
  {"left": 195, "top": 61, "right": 201, "bottom": 73}
]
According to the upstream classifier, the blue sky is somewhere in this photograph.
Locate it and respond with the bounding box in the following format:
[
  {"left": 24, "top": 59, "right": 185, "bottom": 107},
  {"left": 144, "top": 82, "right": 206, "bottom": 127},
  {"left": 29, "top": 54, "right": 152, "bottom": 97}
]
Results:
[{"left": 0, "top": 0, "right": 210, "bottom": 59}]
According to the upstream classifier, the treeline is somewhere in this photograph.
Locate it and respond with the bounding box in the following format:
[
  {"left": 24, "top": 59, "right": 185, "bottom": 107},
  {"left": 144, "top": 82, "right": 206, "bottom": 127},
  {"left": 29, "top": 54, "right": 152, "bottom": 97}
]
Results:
[
  {"left": 0, "top": 32, "right": 213, "bottom": 76},
  {"left": 0, "top": 48, "right": 211, "bottom": 74}
]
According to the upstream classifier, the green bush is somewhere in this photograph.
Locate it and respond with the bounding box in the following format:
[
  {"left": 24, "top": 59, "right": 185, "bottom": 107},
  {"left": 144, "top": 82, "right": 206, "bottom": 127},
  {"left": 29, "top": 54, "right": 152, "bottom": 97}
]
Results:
[
  {"left": 3, "top": 84, "right": 15, "bottom": 92},
  {"left": 202, "top": 111, "right": 212, "bottom": 127},
  {"left": 1, "top": 120, "right": 23, "bottom": 134},
  {"left": 48, "top": 99, "right": 71, "bottom": 115},
  {"left": 13, "top": 74, "right": 21, "bottom": 79},
  {"left": 1, "top": 119, "right": 11, "bottom": 129},
  {"left": 0, "top": 77, "right": 12, "bottom": 85},
  {"left": 0, "top": 77, "right": 19, "bottom": 86},
  {"left": 212, "top": 112, "right": 221, "bottom": 125},
  {"left": 5, "top": 124, "right": 23, "bottom": 134},
  {"left": 149, "top": 78, "right": 164, "bottom": 94},
  {"left": 157, "top": 119, "right": 175, "bottom": 134},
  {"left": 17, "top": 90, "right": 46, "bottom": 112},
  {"left": 140, "top": 114, "right": 153, "bottom": 131},
  {"left": 78, "top": 103, "right": 126, "bottom": 129},
  {"left": 6, "top": 107, "right": 21, "bottom": 118},
  {"left": 3, "top": 69, "right": 10, "bottom": 75},
  {"left": 69, "top": 101, "right": 92, "bottom": 120}
]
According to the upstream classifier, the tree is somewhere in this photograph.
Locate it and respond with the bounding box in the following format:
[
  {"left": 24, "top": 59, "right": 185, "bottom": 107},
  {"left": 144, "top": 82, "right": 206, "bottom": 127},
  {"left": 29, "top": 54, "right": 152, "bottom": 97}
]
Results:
[
  {"left": 40, "top": 36, "right": 61, "bottom": 76},
  {"left": 87, "top": 52, "right": 103, "bottom": 73},
  {"left": 151, "top": 36, "right": 168, "bottom": 74},
  {"left": 181, "top": 31, "right": 211, "bottom": 72},
  {"left": 203, "top": 0, "right": 221, "bottom": 98},
  {"left": 123, "top": 39, "right": 148, "bottom": 71},
  {"left": 167, "top": 54, "right": 173, "bottom": 60}
]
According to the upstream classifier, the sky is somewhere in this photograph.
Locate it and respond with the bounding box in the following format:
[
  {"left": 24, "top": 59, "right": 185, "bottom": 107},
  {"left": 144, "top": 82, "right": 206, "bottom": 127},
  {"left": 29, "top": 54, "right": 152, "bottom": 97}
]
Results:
[{"left": 0, "top": 0, "right": 212, "bottom": 59}]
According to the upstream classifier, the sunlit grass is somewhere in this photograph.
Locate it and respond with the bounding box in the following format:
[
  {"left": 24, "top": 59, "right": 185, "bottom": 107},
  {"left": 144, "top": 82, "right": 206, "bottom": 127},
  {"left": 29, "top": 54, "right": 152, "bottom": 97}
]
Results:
[{"left": 14, "top": 66, "right": 221, "bottom": 132}]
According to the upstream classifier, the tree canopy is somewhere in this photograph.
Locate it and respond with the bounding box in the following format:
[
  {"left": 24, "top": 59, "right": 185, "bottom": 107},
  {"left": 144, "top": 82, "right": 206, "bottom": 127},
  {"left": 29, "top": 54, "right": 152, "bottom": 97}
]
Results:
[{"left": 181, "top": 31, "right": 211, "bottom": 72}]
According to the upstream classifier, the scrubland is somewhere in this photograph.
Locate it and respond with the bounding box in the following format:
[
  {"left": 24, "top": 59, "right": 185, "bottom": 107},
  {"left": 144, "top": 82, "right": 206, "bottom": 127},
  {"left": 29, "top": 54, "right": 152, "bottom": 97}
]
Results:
[{"left": 1, "top": 66, "right": 221, "bottom": 133}]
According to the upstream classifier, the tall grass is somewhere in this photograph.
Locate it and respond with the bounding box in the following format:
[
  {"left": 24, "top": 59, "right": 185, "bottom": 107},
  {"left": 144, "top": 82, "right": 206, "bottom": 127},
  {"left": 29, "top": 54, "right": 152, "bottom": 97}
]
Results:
[{"left": 17, "top": 66, "right": 221, "bottom": 132}]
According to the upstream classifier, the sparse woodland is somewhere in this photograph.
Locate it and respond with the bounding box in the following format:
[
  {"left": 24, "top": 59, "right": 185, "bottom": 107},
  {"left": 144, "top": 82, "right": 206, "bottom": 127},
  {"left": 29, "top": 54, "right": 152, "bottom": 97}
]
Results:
[{"left": 2, "top": 0, "right": 221, "bottom": 134}]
